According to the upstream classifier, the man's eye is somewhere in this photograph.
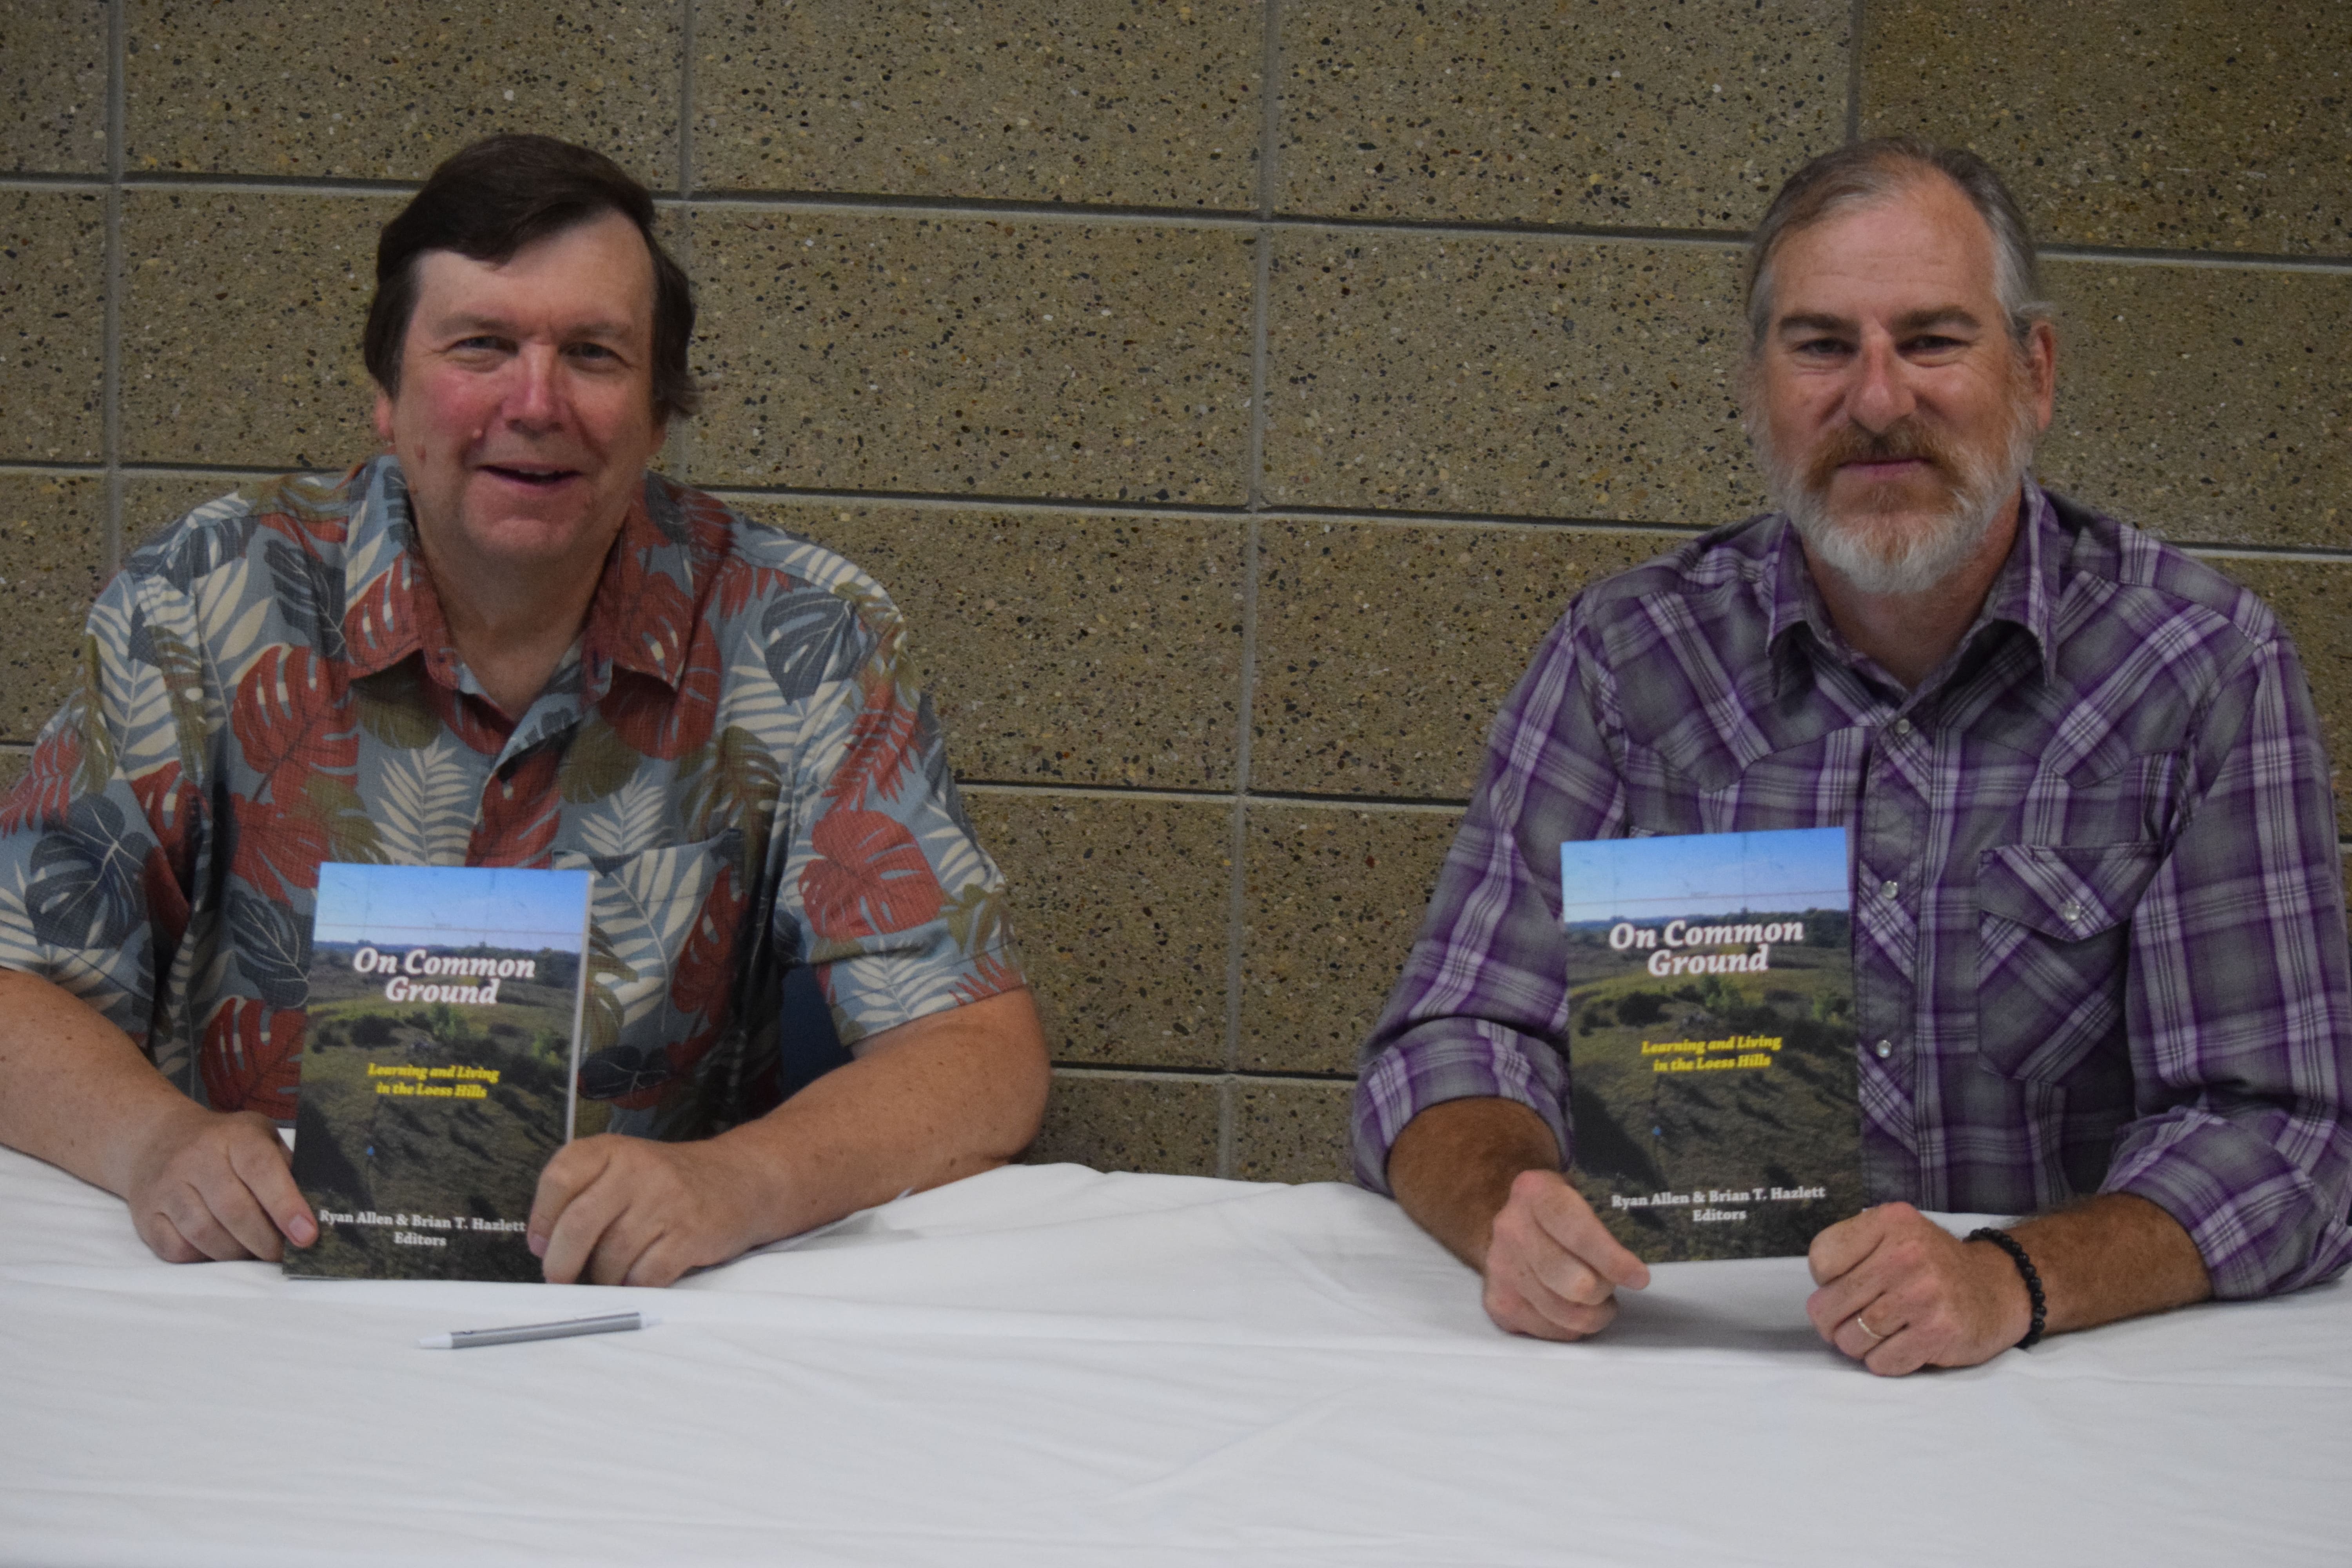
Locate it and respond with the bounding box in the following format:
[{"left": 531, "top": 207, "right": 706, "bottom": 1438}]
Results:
[
  {"left": 453, "top": 336, "right": 507, "bottom": 352},
  {"left": 1794, "top": 338, "right": 1851, "bottom": 358}
]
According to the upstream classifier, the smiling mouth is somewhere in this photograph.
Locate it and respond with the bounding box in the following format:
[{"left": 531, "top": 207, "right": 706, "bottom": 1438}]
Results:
[{"left": 480, "top": 463, "right": 581, "bottom": 488}]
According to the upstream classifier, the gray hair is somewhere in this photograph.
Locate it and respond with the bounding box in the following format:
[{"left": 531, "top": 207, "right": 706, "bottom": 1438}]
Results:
[{"left": 1744, "top": 138, "right": 2049, "bottom": 355}]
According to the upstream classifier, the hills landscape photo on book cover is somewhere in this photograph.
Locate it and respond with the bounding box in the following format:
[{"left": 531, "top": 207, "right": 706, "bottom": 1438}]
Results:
[
  {"left": 1562, "top": 828, "right": 1862, "bottom": 1262},
  {"left": 288, "top": 864, "right": 592, "bottom": 1282}
]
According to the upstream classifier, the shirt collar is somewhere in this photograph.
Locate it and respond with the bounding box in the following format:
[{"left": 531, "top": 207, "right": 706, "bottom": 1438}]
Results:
[
  {"left": 1759, "top": 477, "right": 2063, "bottom": 697},
  {"left": 338, "top": 458, "right": 696, "bottom": 701}
]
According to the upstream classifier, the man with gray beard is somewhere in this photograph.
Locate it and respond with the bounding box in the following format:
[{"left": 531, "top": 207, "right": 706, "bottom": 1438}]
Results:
[{"left": 1351, "top": 140, "right": 2351, "bottom": 1374}]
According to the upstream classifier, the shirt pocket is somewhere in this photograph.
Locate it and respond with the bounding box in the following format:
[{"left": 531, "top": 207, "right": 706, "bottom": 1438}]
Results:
[{"left": 1974, "top": 840, "right": 2160, "bottom": 1082}]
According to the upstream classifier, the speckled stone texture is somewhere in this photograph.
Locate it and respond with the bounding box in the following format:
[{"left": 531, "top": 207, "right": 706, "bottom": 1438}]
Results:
[
  {"left": 688, "top": 210, "right": 1253, "bottom": 502},
  {"left": 1261, "top": 232, "right": 1759, "bottom": 521},
  {"left": 696, "top": 0, "right": 1261, "bottom": 207},
  {"left": 121, "top": 473, "right": 281, "bottom": 546},
  {"left": 965, "top": 792, "right": 1230, "bottom": 1069},
  {"left": 123, "top": 1, "right": 678, "bottom": 183},
  {"left": 740, "top": 501, "right": 1245, "bottom": 789},
  {"left": 4, "top": 1, "right": 108, "bottom": 173},
  {"left": 1280, "top": 0, "right": 1846, "bottom": 230},
  {"left": 121, "top": 191, "right": 396, "bottom": 468},
  {"left": 0, "top": 474, "right": 108, "bottom": 743},
  {"left": 0, "top": 752, "right": 29, "bottom": 796},
  {"left": 0, "top": 191, "right": 106, "bottom": 463},
  {"left": 1253, "top": 521, "right": 1681, "bottom": 797},
  {"left": 1240, "top": 806, "right": 1459, "bottom": 1074},
  {"left": 1864, "top": 0, "right": 2352, "bottom": 255},
  {"left": 2037, "top": 260, "right": 2350, "bottom": 550},
  {"left": 1025, "top": 1071, "right": 1221, "bottom": 1176},
  {"left": 1232, "top": 1079, "right": 1353, "bottom": 1184},
  {"left": 2205, "top": 557, "right": 2352, "bottom": 813}
]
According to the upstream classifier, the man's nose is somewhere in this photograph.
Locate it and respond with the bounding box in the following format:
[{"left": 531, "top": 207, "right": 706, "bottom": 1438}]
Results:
[
  {"left": 503, "top": 347, "right": 564, "bottom": 429},
  {"left": 1845, "top": 332, "right": 1915, "bottom": 435}
]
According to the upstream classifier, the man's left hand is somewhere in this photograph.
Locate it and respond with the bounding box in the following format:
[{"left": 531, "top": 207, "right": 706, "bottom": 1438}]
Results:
[
  {"left": 1804, "top": 1203, "right": 2030, "bottom": 1376},
  {"left": 528, "top": 1134, "right": 759, "bottom": 1287}
]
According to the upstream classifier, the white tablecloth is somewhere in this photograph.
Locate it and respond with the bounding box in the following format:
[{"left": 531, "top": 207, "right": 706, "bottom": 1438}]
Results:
[{"left": 3, "top": 1144, "right": 2344, "bottom": 1566}]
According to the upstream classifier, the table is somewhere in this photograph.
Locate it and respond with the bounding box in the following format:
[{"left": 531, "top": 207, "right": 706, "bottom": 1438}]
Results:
[{"left": 4, "top": 1145, "right": 2345, "bottom": 1566}]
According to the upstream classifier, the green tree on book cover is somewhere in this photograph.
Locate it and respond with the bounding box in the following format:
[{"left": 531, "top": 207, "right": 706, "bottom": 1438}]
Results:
[{"left": 1562, "top": 828, "right": 1863, "bottom": 1263}]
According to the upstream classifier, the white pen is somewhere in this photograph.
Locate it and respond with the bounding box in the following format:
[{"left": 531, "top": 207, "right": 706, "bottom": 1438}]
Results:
[{"left": 417, "top": 1310, "right": 657, "bottom": 1350}]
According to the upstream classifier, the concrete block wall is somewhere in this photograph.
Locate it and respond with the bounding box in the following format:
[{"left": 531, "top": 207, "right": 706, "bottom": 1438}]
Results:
[{"left": 4, "top": 1, "right": 2347, "bottom": 1184}]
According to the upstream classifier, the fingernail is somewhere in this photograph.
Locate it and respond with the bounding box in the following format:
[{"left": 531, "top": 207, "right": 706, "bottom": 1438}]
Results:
[
  {"left": 528, "top": 1232, "right": 547, "bottom": 1258},
  {"left": 290, "top": 1216, "right": 318, "bottom": 1247}
]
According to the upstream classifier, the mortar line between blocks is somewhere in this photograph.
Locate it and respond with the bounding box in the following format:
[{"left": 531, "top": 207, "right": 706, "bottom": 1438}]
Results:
[
  {"left": 1219, "top": 0, "right": 1286, "bottom": 1180},
  {"left": 102, "top": 0, "right": 126, "bottom": 572},
  {"left": 677, "top": 0, "right": 695, "bottom": 198},
  {"left": 1847, "top": 0, "right": 1866, "bottom": 144}
]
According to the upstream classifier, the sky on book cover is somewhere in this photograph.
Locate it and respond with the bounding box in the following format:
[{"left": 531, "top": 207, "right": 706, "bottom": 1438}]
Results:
[
  {"left": 313, "top": 864, "right": 592, "bottom": 953},
  {"left": 1560, "top": 828, "right": 1850, "bottom": 925}
]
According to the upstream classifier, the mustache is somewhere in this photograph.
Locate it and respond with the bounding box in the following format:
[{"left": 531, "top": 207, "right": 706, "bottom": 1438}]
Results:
[{"left": 1802, "top": 421, "right": 1961, "bottom": 493}]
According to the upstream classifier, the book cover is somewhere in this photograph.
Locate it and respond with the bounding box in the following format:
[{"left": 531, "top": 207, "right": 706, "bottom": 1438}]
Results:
[
  {"left": 286, "top": 864, "right": 593, "bottom": 1282},
  {"left": 1561, "top": 827, "right": 1861, "bottom": 1263}
]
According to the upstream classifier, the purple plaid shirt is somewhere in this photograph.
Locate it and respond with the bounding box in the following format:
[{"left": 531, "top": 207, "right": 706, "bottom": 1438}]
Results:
[{"left": 1353, "top": 482, "right": 2352, "bottom": 1299}]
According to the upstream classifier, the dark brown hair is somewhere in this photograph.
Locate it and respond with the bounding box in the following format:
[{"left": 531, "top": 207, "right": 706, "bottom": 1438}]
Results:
[
  {"left": 362, "top": 134, "right": 699, "bottom": 420},
  {"left": 1745, "top": 138, "right": 2047, "bottom": 354}
]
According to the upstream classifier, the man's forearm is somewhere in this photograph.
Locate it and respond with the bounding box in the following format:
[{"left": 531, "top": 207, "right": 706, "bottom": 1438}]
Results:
[
  {"left": 0, "top": 967, "right": 192, "bottom": 1195},
  {"left": 2005, "top": 1191, "right": 2211, "bottom": 1336},
  {"left": 715, "top": 984, "right": 1052, "bottom": 1244},
  {"left": 1385, "top": 1097, "right": 1561, "bottom": 1269}
]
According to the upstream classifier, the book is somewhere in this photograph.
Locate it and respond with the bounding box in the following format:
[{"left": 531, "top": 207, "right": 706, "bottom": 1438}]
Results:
[
  {"left": 286, "top": 863, "right": 594, "bottom": 1282},
  {"left": 1561, "top": 827, "right": 1862, "bottom": 1263}
]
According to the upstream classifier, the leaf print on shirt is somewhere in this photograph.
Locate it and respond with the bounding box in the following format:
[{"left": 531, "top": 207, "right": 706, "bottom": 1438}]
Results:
[
  {"left": 262, "top": 534, "right": 348, "bottom": 662},
  {"left": 199, "top": 996, "right": 305, "bottom": 1120},
  {"left": 370, "top": 734, "right": 481, "bottom": 866},
  {"left": 343, "top": 563, "right": 418, "bottom": 675},
  {"left": 602, "top": 629, "right": 721, "bottom": 762},
  {"left": 820, "top": 677, "right": 922, "bottom": 810},
  {"left": 800, "top": 809, "right": 945, "bottom": 939},
  {"left": 25, "top": 796, "right": 154, "bottom": 950},
  {"left": 352, "top": 661, "right": 441, "bottom": 750},
  {"left": 669, "top": 861, "right": 748, "bottom": 1024},
  {"left": 0, "top": 718, "right": 82, "bottom": 835},
  {"left": 231, "top": 647, "right": 358, "bottom": 788},
  {"left": 467, "top": 750, "right": 561, "bottom": 868},
  {"left": 229, "top": 789, "right": 331, "bottom": 901},
  {"left": 558, "top": 711, "right": 644, "bottom": 804},
  {"left": 762, "top": 592, "right": 867, "bottom": 704}
]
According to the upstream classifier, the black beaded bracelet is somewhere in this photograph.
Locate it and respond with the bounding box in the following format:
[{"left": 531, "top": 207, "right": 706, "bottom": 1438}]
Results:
[{"left": 1969, "top": 1226, "right": 2047, "bottom": 1350}]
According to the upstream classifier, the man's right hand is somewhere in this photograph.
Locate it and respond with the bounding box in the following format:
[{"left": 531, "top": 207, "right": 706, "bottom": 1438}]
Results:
[
  {"left": 121, "top": 1101, "right": 318, "bottom": 1263},
  {"left": 1385, "top": 1096, "right": 1650, "bottom": 1339},
  {"left": 0, "top": 967, "right": 320, "bottom": 1265},
  {"left": 1479, "top": 1166, "right": 1651, "bottom": 1339}
]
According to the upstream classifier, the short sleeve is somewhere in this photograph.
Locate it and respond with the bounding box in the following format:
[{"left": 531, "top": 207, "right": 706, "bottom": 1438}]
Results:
[
  {"left": 777, "top": 592, "right": 1024, "bottom": 1049},
  {"left": 0, "top": 568, "right": 200, "bottom": 1063}
]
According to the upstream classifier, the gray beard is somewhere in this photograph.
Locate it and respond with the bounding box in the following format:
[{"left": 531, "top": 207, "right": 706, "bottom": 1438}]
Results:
[{"left": 1763, "top": 402, "right": 2040, "bottom": 598}]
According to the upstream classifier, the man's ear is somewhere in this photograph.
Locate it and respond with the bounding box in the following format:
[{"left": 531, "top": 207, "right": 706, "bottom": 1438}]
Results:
[
  {"left": 372, "top": 387, "right": 397, "bottom": 449},
  {"left": 2024, "top": 318, "right": 2058, "bottom": 433}
]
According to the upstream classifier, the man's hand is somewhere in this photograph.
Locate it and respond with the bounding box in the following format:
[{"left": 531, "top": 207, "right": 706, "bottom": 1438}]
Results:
[
  {"left": 1385, "top": 1096, "right": 1650, "bottom": 1339},
  {"left": 121, "top": 1100, "right": 318, "bottom": 1264},
  {"left": 525, "top": 987, "right": 1048, "bottom": 1287},
  {"left": 528, "top": 1134, "right": 757, "bottom": 1287},
  {"left": 1805, "top": 1203, "right": 2029, "bottom": 1376},
  {"left": 0, "top": 967, "right": 319, "bottom": 1265},
  {"left": 1482, "top": 1167, "right": 1652, "bottom": 1339}
]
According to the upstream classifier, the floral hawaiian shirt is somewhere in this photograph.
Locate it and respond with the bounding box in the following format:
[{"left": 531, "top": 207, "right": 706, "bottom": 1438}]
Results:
[{"left": 0, "top": 456, "right": 1022, "bottom": 1141}]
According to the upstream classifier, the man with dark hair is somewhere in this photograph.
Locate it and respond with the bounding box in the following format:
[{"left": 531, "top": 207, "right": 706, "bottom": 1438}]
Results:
[
  {"left": 1354, "top": 139, "right": 2351, "bottom": 1374},
  {"left": 0, "top": 135, "right": 1050, "bottom": 1286}
]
